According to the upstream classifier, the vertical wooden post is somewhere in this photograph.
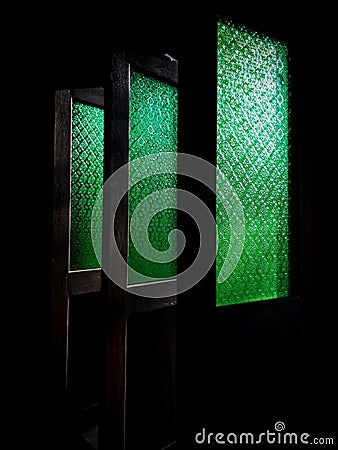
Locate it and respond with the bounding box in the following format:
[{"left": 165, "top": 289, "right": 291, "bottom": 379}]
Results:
[
  {"left": 99, "top": 52, "right": 130, "bottom": 450},
  {"left": 51, "top": 90, "right": 71, "bottom": 391},
  {"left": 100, "top": 306, "right": 128, "bottom": 449}
]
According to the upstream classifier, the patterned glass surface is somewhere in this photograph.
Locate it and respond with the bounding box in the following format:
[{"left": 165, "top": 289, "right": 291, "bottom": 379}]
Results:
[
  {"left": 216, "top": 19, "right": 290, "bottom": 306},
  {"left": 70, "top": 102, "right": 104, "bottom": 271},
  {"left": 128, "top": 71, "right": 178, "bottom": 284}
]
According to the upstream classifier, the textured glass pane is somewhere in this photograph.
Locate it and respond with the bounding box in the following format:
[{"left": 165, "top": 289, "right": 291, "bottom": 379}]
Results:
[
  {"left": 128, "top": 71, "right": 178, "bottom": 284},
  {"left": 216, "top": 19, "right": 290, "bottom": 306},
  {"left": 70, "top": 102, "right": 104, "bottom": 271}
]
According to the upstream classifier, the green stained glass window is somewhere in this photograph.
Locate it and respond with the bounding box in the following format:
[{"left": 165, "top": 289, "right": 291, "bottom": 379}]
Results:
[
  {"left": 216, "top": 19, "right": 290, "bottom": 306},
  {"left": 70, "top": 102, "right": 104, "bottom": 271},
  {"left": 128, "top": 71, "right": 178, "bottom": 285}
]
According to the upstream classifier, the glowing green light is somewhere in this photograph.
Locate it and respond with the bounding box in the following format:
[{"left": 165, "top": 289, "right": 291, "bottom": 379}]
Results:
[
  {"left": 216, "top": 19, "right": 290, "bottom": 306},
  {"left": 128, "top": 71, "right": 178, "bottom": 284},
  {"left": 70, "top": 102, "right": 104, "bottom": 271}
]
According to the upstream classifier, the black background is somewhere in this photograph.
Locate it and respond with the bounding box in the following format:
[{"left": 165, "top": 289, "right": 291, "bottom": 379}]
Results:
[{"left": 14, "top": 4, "right": 337, "bottom": 449}]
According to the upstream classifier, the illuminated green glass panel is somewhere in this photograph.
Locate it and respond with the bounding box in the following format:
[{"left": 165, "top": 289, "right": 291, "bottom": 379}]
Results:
[
  {"left": 128, "top": 71, "right": 178, "bottom": 284},
  {"left": 216, "top": 19, "right": 290, "bottom": 306},
  {"left": 70, "top": 102, "right": 104, "bottom": 271}
]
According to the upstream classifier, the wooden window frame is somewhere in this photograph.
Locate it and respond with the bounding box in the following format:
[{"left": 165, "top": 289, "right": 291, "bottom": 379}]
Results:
[
  {"left": 52, "top": 52, "right": 178, "bottom": 449},
  {"left": 51, "top": 87, "right": 104, "bottom": 391},
  {"left": 103, "top": 52, "right": 178, "bottom": 315},
  {"left": 100, "top": 51, "right": 178, "bottom": 450}
]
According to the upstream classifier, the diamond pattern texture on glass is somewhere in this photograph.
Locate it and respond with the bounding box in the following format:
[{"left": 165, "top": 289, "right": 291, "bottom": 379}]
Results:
[
  {"left": 128, "top": 71, "right": 178, "bottom": 284},
  {"left": 216, "top": 19, "right": 290, "bottom": 306},
  {"left": 70, "top": 102, "right": 104, "bottom": 271}
]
